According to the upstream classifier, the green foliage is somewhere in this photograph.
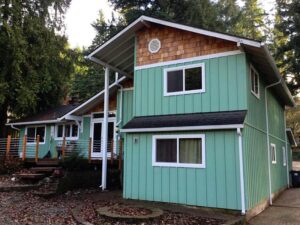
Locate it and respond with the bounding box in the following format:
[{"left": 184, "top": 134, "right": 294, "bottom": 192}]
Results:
[
  {"left": 274, "top": 0, "right": 300, "bottom": 95},
  {"left": 59, "top": 151, "right": 91, "bottom": 172},
  {"left": 0, "top": 0, "right": 73, "bottom": 137}
]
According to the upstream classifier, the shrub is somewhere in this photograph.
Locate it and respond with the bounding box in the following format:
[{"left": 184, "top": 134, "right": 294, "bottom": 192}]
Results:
[
  {"left": 59, "top": 151, "right": 91, "bottom": 172},
  {"left": 0, "top": 157, "right": 24, "bottom": 175}
]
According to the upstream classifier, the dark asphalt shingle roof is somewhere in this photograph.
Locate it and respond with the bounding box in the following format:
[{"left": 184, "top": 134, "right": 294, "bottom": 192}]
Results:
[
  {"left": 123, "top": 110, "right": 247, "bottom": 130},
  {"left": 9, "top": 104, "right": 80, "bottom": 124}
]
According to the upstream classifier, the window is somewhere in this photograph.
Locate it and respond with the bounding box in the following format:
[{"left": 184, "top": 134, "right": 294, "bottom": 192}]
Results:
[
  {"left": 283, "top": 147, "right": 287, "bottom": 166},
  {"left": 152, "top": 134, "right": 205, "bottom": 168},
  {"left": 164, "top": 63, "right": 205, "bottom": 96},
  {"left": 250, "top": 65, "right": 259, "bottom": 98},
  {"left": 55, "top": 123, "right": 79, "bottom": 140},
  {"left": 270, "top": 143, "right": 276, "bottom": 164},
  {"left": 26, "top": 126, "right": 46, "bottom": 144}
]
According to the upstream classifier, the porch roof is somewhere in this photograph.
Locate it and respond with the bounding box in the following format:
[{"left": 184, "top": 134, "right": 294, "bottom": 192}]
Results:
[
  {"left": 87, "top": 16, "right": 295, "bottom": 107},
  {"left": 121, "top": 110, "right": 247, "bottom": 133}
]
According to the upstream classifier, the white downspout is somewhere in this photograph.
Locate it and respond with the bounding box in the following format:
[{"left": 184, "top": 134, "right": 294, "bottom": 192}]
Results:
[
  {"left": 10, "top": 124, "right": 20, "bottom": 131},
  {"left": 116, "top": 83, "right": 123, "bottom": 127},
  {"left": 284, "top": 111, "right": 289, "bottom": 187},
  {"left": 265, "top": 79, "right": 282, "bottom": 205},
  {"left": 101, "top": 67, "right": 110, "bottom": 190},
  {"left": 237, "top": 128, "right": 246, "bottom": 215}
]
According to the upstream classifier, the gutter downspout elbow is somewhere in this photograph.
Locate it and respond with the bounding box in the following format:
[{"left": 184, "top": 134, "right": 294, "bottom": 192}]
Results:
[
  {"left": 265, "top": 79, "right": 282, "bottom": 205},
  {"left": 10, "top": 124, "right": 20, "bottom": 131}
]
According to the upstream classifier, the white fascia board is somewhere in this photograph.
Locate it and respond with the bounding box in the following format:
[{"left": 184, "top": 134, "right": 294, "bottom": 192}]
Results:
[
  {"left": 58, "top": 76, "right": 126, "bottom": 121},
  {"left": 6, "top": 120, "right": 59, "bottom": 126},
  {"left": 64, "top": 115, "right": 82, "bottom": 121},
  {"left": 142, "top": 16, "right": 262, "bottom": 48},
  {"left": 121, "top": 124, "right": 244, "bottom": 133},
  {"left": 136, "top": 50, "right": 242, "bottom": 70}
]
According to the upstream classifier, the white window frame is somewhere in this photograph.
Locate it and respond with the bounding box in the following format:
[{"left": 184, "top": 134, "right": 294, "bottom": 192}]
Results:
[
  {"left": 250, "top": 64, "right": 260, "bottom": 99},
  {"left": 270, "top": 143, "right": 277, "bottom": 164},
  {"left": 282, "top": 146, "right": 287, "bottom": 166},
  {"left": 163, "top": 63, "right": 205, "bottom": 96},
  {"left": 152, "top": 134, "right": 205, "bottom": 168},
  {"left": 25, "top": 126, "right": 46, "bottom": 145},
  {"left": 55, "top": 123, "right": 79, "bottom": 140}
]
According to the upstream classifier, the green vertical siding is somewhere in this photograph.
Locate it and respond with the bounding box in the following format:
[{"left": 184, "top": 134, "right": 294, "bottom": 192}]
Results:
[
  {"left": 244, "top": 61, "right": 289, "bottom": 209},
  {"left": 133, "top": 54, "right": 247, "bottom": 117},
  {"left": 123, "top": 131, "right": 242, "bottom": 210},
  {"left": 117, "top": 89, "right": 134, "bottom": 128}
]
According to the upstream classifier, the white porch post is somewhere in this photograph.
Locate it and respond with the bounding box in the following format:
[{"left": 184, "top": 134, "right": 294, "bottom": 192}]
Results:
[{"left": 101, "top": 67, "right": 110, "bottom": 190}]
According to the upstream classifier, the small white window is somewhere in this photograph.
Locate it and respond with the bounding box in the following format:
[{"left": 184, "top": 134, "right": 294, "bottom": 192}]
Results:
[
  {"left": 55, "top": 123, "right": 79, "bottom": 140},
  {"left": 250, "top": 65, "right": 259, "bottom": 98},
  {"left": 270, "top": 143, "right": 276, "bottom": 164},
  {"left": 164, "top": 63, "right": 205, "bottom": 96},
  {"left": 283, "top": 147, "right": 287, "bottom": 166},
  {"left": 152, "top": 134, "right": 205, "bottom": 168},
  {"left": 26, "top": 126, "right": 46, "bottom": 144}
]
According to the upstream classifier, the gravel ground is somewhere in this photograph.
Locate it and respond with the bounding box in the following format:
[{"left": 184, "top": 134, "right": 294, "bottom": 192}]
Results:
[{"left": 0, "top": 189, "right": 230, "bottom": 225}]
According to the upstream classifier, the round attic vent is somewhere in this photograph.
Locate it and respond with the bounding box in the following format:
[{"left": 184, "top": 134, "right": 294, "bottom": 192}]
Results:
[{"left": 148, "top": 38, "right": 161, "bottom": 53}]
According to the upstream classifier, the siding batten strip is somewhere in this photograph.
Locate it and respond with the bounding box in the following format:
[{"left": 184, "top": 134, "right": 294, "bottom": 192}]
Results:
[{"left": 237, "top": 128, "right": 246, "bottom": 214}]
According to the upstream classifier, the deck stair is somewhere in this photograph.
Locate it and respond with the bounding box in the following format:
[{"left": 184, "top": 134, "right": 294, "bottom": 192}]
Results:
[
  {"left": 30, "top": 167, "right": 60, "bottom": 174},
  {"left": 36, "top": 159, "right": 59, "bottom": 166}
]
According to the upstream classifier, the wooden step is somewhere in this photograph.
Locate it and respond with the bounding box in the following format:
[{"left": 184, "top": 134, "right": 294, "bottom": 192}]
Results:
[
  {"left": 30, "top": 167, "right": 60, "bottom": 173},
  {"left": 15, "top": 173, "right": 45, "bottom": 180},
  {"left": 36, "top": 160, "right": 59, "bottom": 166}
]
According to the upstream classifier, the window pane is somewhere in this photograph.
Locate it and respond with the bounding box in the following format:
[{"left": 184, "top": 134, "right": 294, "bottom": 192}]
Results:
[
  {"left": 57, "top": 125, "right": 63, "bottom": 138},
  {"left": 167, "top": 70, "right": 183, "bottom": 93},
  {"left": 185, "top": 67, "right": 202, "bottom": 91},
  {"left": 179, "top": 138, "right": 202, "bottom": 164},
  {"left": 71, "top": 124, "right": 78, "bottom": 137},
  {"left": 36, "top": 127, "right": 45, "bottom": 143},
  {"left": 65, "top": 125, "right": 71, "bottom": 137},
  {"left": 27, "top": 127, "right": 35, "bottom": 143},
  {"left": 251, "top": 68, "right": 259, "bottom": 95},
  {"left": 156, "top": 139, "right": 177, "bottom": 163}
]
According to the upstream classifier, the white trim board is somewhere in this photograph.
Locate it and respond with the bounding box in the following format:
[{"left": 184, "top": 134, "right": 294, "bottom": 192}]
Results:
[
  {"left": 121, "top": 124, "right": 244, "bottom": 133},
  {"left": 135, "top": 50, "right": 243, "bottom": 70},
  {"left": 7, "top": 119, "right": 59, "bottom": 126}
]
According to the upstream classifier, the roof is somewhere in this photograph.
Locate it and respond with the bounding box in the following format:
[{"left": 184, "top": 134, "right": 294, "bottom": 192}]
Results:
[
  {"left": 286, "top": 128, "right": 297, "bottom": 147},
  {"left": 59, "top": 76, "right": 127, "bottom": 118},
  {"left": 87, "top": 15, "right": 295, "bottom": 107},
  {"left": 121, "top": 110, "right": 247, "bottom": 133},
  {"left": 7, "top": 104, "right": 80, "bottom": 126}
]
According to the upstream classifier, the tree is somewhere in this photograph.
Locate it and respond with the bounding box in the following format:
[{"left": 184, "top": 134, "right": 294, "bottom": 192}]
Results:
[
  {"left": 0, "top": 0, "right": 73, "bottom": 137},
  {"left": 274, "top": 0, "right": 300, "bottom": 95}
]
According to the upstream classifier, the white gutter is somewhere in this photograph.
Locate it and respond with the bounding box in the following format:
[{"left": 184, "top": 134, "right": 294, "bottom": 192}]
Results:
[
  {"left": 284, "top": 111, "right": 290, "bottom": 187},
  {"left": 10, "top": 124, "right": 20, "bottom": 131},
  {"left": 121, "top": 124, "right": 244, "bottom": 133},
  {"left": 100, "top": 67, "right": 110, "bottom": 190},
  {"left": 237, "top": 128, "right": 246, "bottom": 215},
  {"left": 265, "top": 79, "right": 282, "bottom": 205},
  {"left": 6, "top": 119, "right": 59, "bottom": 126}
]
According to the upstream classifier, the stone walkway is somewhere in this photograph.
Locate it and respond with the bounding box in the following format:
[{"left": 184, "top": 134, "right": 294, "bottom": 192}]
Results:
[{"left": 249, "top": 188, "right": 300, "bottom": 225}]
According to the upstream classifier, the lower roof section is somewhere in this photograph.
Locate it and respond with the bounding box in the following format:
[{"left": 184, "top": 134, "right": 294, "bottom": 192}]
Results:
[{"left": 121, "top": 110, "right": 247, "bottom": 133}]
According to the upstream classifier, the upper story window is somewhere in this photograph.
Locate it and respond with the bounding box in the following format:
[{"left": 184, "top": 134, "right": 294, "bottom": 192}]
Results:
[
  {"left": 55, "top": 123, "right": 78, "bottom": 140},
  {"left": 26, "top": 126, "right": 46, "bottom": 144},
  {"left": 250, "top": 65, "right": 259, "bottom": 98},
  {"left": 152, "top": 134, "right": 205, "bottom": 168},
  {"left": 164, "top": 63, "right": 205, "bottom": 96}
]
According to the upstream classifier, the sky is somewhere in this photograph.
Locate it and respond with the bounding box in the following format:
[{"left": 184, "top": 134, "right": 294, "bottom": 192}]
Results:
[{"left": 65, "top": 0, "right": 275, "bottom": 49}]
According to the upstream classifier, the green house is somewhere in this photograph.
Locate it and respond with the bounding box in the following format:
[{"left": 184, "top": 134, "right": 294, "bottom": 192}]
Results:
[
  {"left": 86, "top": 16, "right": 297, "bottom": 217},
  {"left": 7, "top": 16, "right": 297, "bottom": 217}
]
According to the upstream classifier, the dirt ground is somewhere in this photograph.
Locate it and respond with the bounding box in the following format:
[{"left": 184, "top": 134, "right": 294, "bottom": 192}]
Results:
[{"left": 0, "top": 189, "right": 240, "bottom": 225}]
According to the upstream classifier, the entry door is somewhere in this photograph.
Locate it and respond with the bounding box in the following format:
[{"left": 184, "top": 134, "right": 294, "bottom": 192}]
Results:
[{"left": 92, "top": 121, "right": 115, "bottom": 158}]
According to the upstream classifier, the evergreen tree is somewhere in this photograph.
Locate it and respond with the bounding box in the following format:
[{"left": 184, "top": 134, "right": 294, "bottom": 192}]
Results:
[
  {"left": 274, "top": 0, "right": 300, "bottom": 95},
  {"left": 0, "top": 0, "right": 73, "bottom": 137}
]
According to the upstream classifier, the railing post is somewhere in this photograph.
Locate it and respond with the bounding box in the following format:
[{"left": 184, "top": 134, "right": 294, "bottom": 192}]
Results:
[
  {"left": 22, "top": 135, "right": 27, "bottom": 161},
  {"left": 62, "top": 136, "right": 66, "bottom": 160},
  {"left": 35, "top": 135, "right": 40, "bottom": 163},
  {"left": 88, "top": 137, "right": 92, "bottom": 163},
  {"left": 6, "top": 135, "right": 11, "bottom": 159}
]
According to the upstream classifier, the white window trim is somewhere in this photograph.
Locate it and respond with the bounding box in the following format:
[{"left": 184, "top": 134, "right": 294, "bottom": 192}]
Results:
[
  {"left": 271, "top": 143, "right": 277, "bottom": 164},
  {"left": 152, "top": 134, "right": 205, "bottom": 168},
  {"left": 25, "top": 126, "right": 46, "bottom": 145},
  {"left": 55, "top": 123, "right": 79, "bottom": 141},
  {"left": 250, "top": 64, "right": 260, "bottom": 99},
  {"left": 163, "top": 63, "right": 205, "bottom": 96},
  {"left": 283, "top": 146, "right": 287, "bottom": 166}
]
